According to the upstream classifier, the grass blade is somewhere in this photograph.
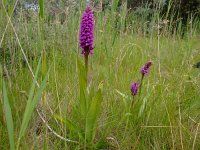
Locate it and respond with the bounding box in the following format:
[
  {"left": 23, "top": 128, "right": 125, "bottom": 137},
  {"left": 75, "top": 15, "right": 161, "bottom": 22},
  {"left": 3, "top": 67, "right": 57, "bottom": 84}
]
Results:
[
  {"left": 18, "top": 58, "right": 41, "bottom": 139},
  {"left": 39, "top": 0, "right": 44, "bottom": 19},
  {"left": 112, "top": 0, "right": 120, "bottom": 13},
  {"left": 3, "top": 80, "right": 15, "bottom": 150},
  {"left": 19, "top": 66, "right": 49, "bottom": 141}
]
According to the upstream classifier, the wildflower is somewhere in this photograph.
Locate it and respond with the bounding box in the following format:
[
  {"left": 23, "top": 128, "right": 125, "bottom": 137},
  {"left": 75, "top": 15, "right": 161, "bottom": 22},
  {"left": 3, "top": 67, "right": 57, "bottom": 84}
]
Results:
[
  {"left": 140, "top": 61, "right": 153, "bottom": 77},
  {"left": 130, "top": 82, "right": 139, "bottom": 96},
  {"left": 79, "top": 6, "right": 94, "bottom": 56}
]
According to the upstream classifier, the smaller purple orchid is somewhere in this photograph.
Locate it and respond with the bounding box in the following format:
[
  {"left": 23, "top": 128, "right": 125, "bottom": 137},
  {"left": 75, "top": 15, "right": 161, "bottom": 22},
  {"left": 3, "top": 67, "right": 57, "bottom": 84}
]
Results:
[
  {"left": 140, "top": 61, "right": 153, "bottom": 77},
  {"left": 130, "top": 82, "right": 139, "bottom": 96}
]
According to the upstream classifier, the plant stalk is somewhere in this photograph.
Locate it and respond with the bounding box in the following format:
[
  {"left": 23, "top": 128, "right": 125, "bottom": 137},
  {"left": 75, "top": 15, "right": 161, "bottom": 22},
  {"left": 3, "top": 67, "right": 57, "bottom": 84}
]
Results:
[
  {"left": 84, "top": 54, "right": 89, "bottom": 82},
  {"left": 139, "top": 75, "right": 144, "bottom": 95}
]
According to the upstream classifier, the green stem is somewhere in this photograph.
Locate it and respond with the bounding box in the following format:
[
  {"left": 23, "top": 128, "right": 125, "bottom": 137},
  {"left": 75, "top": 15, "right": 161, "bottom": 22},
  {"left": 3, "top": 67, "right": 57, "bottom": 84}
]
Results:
[
  {"left": 131, "top": 96, "right": 135, "bottom": 108},
  {"left": 84, "top": 54, "right": 89, "bottom": 149},
  {"left": 139, "top": 75, "right": 144, "bottom": 95},
  {"left": 84, "top": 54, "right": 89, "bottom": 83}
]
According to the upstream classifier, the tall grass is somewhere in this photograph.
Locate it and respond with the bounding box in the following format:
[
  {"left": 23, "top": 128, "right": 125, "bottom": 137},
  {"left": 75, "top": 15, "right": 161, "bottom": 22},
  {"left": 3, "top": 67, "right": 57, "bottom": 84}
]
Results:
[
  {"left": 3, "top": 80, "right": 15, "bottom": 150},
  {"left": 0, "top": 0, "right": 200, "bottom": 149}
]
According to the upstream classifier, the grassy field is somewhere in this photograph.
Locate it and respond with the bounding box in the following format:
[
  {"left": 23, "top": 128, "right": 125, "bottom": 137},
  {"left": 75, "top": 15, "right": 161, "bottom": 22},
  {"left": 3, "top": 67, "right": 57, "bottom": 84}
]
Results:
[{"left": 0, "top": 1, "right": 200, "bottom": 149}]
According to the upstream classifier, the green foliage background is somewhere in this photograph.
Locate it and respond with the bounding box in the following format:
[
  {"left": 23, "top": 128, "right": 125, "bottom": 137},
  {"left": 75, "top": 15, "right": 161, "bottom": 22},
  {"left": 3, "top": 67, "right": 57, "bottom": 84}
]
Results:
[{"left": 0, "top": 0, "right": 200, "bottom": 149}]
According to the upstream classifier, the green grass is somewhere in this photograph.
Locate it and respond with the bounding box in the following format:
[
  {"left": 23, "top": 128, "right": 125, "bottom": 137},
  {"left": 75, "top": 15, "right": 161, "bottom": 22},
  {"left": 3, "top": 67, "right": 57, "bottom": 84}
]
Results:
[{"left": 0, "top": 1, "right": 200, "bottom": 149}]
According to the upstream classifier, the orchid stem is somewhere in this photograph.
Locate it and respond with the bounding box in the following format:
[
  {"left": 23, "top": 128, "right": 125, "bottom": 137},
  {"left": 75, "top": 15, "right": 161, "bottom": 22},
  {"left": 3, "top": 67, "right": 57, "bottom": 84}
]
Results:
[
  {"left": 84, "top": 54, "right": 89, "bottom": 84},
  {"left": 139, "top": 75, "right": 144, "bottom": 95}
]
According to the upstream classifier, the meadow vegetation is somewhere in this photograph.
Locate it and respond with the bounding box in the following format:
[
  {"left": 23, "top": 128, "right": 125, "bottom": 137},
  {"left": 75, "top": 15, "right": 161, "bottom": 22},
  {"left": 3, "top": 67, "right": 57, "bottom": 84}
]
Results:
[{"left": 0, "top": 0, "right": 200, "bottom": 149}]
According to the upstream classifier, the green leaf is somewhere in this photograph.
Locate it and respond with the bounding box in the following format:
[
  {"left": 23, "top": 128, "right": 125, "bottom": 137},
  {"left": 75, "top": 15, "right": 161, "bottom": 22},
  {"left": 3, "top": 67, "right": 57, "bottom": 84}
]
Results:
[
  {"left": 3, "top": 80, "right": 15, "bottom": 150},
  {"left": 85, "top": 89, "right": 103, "bottom": 143},
  {"left": 19, "top": 60, "right": 49, "bottom": 141},
  {"left": 22, "top": 58, "right": 41, "bottom": 122},
  {"left": 18, "top": 58, "right": 41, "bottom": 139}
]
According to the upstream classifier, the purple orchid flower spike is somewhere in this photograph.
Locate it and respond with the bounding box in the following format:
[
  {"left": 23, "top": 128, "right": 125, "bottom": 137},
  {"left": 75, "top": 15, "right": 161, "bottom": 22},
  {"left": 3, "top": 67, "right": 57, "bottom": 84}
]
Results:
[
  {"left": 130, "top": 81, "right": 139, "bottom": 96},
  {"left": 79, "top": 5, "right": 94, "bottom": 76},
  {"left": 138, "top": 61, "right": 153, "bottom": 95},
  {"left": 140, "top": 61, "right": 153, "bottom": 77},
  {"left": 79, "top": 5, "right": 94, "bottom": 56}
]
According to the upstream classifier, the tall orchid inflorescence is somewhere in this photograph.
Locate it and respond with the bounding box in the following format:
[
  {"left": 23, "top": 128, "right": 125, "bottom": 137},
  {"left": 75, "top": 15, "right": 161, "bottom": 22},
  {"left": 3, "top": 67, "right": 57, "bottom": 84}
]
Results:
[
  {"left": 140, "top": 61, "right": 152, "bottom": 78},
  {"left": 130, "top": 61, "right": 152, "bottom": 100},
  {"left": 130, "top": 82, "right": 139, "bottom": 96},
  {"left": 79, "top": 5, "right": 94, "bottom": 74},
  {"left": 77, "top": 4, "right": 103, "bottom": 144},
  {"left": 130, "top": 81, "right": 139, "bottom": 107},
  {"left": 79, "top": 6, "right": 94, "bottom": 55}
]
